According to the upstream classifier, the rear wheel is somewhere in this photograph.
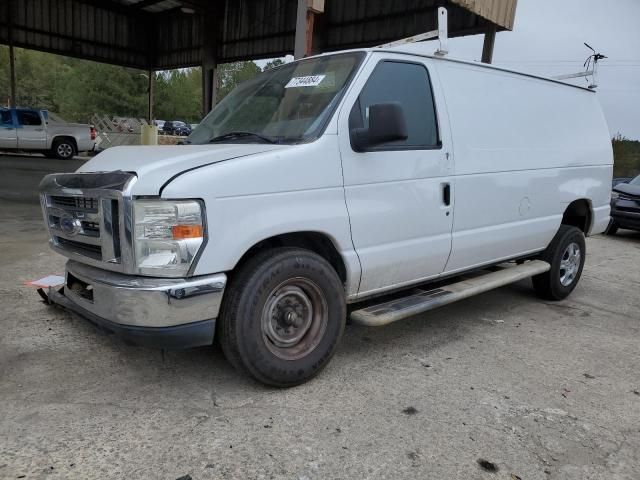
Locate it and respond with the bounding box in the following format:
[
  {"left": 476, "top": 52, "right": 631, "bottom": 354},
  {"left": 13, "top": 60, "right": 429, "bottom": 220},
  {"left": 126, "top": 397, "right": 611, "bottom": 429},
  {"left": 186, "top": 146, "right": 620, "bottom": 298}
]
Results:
[
  {"left": 532, "top": 225, "right": 586, "bottom": 300},
  {"left": 218, "top": 247, "right": 346, "bottom": 387},
  {"left": 52, "top": 139, "right": 76, "bottom": 159}
]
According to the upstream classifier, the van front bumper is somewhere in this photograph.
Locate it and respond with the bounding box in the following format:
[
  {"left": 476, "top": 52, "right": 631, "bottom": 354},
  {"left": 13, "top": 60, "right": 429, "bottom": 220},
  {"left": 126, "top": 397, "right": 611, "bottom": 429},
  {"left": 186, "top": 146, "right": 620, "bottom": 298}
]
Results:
[{"left": 45, "top": 260, "right": 226, "bottom": 349}]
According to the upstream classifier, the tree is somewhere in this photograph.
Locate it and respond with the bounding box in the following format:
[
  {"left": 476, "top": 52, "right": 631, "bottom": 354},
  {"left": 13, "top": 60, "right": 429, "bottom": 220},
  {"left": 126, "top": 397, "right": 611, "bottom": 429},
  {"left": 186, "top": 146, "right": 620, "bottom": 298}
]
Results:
[
  {"left": 262, "top": 58, "right": 285, "bottom": 71},
  {"left": 0, "top": 46, "right": 288, "bottom": 124},
  {"left": 216, "top": 61, "right": 262, "bottom": 100},
  {"left": 612, "top": 134, "right": 640, "bottom": 178},
  {"left": 155, "top": 69, "right": 201, "bottom": 122}
]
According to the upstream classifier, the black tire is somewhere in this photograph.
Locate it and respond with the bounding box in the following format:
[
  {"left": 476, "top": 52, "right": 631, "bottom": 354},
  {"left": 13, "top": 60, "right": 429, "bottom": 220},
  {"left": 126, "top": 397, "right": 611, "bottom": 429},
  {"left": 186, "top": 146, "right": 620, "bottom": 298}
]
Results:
[
  {"left": 532, "top": 225, "right": 586, "bottom": 301},
  {"left": 52, "top": 138, "right": 76, "bottom": 159},
  {"left": 605, "top": 220, "right": 618, "bottom": 235},
  {"left": 218, "top": 247, "right": 346, "bottom": 387}
]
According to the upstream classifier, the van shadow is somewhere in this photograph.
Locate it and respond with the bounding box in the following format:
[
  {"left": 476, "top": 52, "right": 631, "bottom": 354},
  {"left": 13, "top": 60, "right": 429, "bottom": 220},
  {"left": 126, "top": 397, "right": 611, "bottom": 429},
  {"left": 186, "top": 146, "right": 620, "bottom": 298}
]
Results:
[{"left": 70, "top": 278, "right": 542, "bottom": 396}]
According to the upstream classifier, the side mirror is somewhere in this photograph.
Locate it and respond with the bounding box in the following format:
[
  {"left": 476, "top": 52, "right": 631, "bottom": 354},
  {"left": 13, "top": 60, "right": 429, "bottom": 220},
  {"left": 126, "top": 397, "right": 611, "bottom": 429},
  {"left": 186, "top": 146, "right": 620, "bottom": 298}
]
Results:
[{"left": 350, "top": 102, "right": 408, "bottom": 152}]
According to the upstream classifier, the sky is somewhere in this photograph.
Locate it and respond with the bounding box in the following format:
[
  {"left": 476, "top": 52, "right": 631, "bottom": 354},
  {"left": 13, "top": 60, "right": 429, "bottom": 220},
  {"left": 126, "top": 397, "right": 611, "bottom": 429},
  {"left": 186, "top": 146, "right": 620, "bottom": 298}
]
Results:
[{"left": 260, "top": 0, "right": 640, "bottom": 140}]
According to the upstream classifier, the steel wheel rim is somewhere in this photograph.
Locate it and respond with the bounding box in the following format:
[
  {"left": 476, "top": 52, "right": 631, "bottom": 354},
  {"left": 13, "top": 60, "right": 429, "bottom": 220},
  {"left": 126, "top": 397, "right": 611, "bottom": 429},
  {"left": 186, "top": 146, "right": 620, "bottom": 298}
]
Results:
[
  {"left": 261, "top": 277, "right": 328, "bottom": 360},
  {"left": 559, "top": 242, "right": 581, "bottom": 286},
  {"left": 57, "top": 143, "right": 73, "bottom": 158}
]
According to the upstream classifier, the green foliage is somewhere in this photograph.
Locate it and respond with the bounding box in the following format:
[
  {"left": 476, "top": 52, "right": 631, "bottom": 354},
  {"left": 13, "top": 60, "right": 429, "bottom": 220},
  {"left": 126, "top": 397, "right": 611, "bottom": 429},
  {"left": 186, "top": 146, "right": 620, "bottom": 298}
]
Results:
[
  {"left": 612, "top": 134, "right": 640, "bottom": 178},
  {"left": 155, "top": 69, "right": 201, "bottom": 122},
  {"left": 217, "top": 61, "right": 262, "bottom": 100},
  {"left": 57, "top": 62, "right": 148, "bottom": 123},
  {"left": 0, "top": 46, "right": 275, "bottom": 123},
  {"left": 0, "top": 47, "right": 67, "bottom": 113},
  {"left": 262, "top": 58, "right": 285, "bottom": 71}
]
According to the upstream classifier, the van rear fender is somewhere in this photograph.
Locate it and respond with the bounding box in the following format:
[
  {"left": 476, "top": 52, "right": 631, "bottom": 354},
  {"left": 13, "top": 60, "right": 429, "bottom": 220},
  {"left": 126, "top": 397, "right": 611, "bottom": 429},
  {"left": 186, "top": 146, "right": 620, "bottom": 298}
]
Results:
[{"left": 562, "top": 199, "right": 593, "bottom": 234}]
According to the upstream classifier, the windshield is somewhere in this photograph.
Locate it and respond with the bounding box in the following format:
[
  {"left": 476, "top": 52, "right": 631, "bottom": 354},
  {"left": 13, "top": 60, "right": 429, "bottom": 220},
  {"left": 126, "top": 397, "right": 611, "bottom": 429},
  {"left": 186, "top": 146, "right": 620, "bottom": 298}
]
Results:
[
  {"left": 188, "top": 52, "right": 365, "bottom": 145},
  {"left": 630, "top": 175, "right": 640, "bottom": 185}
]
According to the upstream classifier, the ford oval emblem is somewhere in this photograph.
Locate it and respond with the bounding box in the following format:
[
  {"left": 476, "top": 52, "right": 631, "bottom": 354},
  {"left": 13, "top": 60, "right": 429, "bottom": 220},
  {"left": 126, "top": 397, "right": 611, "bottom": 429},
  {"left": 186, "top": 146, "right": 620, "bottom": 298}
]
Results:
[{"left": 59, "top": 214, "right": 82, "bottom": 236}]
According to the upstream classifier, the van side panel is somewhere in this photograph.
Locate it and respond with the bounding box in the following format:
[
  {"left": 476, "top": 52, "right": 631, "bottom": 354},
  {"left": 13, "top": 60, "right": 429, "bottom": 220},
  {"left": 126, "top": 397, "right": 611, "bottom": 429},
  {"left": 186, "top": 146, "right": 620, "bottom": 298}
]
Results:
[{"left": 434, "top": 61, "right": 613, "bottom": 273}]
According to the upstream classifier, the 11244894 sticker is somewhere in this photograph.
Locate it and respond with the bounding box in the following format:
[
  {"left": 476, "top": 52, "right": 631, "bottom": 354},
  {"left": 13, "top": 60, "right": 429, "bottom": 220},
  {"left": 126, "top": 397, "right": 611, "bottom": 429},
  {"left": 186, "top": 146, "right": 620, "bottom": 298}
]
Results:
[{"left": 285, "top": 75, "right": 326, "bottom": 88}]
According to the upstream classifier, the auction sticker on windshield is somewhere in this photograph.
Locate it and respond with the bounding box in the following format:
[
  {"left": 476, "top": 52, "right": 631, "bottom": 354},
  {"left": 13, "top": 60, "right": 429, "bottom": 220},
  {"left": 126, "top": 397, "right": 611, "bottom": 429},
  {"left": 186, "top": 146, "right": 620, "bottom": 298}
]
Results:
[{"left": 285, "top": 75, "right": 326, "bottom": 88}]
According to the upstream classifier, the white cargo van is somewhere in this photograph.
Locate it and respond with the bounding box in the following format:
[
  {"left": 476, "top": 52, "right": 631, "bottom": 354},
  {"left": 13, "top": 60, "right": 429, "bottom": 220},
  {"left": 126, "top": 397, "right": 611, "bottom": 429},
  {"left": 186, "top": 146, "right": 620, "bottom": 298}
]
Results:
[{"left": 39, "top": 47, "right": 613, "bottom": 386}]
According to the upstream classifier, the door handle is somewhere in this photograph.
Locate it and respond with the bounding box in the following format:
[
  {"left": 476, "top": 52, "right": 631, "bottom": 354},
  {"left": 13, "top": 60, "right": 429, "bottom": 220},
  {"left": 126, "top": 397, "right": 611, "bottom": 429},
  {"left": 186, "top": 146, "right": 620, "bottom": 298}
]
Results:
[{"left": 442, "top": 183, "right": 451, "bottom": 206}]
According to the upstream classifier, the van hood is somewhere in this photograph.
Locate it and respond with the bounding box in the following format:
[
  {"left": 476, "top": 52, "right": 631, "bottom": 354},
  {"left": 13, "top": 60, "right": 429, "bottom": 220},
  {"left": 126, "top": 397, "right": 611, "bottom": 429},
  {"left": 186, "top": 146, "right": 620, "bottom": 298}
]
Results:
[{"left": 77, "top": 144, "right": 287, "bottom": 195}]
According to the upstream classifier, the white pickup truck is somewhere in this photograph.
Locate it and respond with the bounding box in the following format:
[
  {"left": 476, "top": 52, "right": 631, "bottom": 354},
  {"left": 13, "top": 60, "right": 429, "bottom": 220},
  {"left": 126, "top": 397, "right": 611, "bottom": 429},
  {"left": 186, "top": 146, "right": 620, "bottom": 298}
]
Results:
[
  {"left": 0, "top": 108, "right": 95, "bottom": 159},
  {"left": 39, "top": 47, "right": 613, "bottom": 386}
]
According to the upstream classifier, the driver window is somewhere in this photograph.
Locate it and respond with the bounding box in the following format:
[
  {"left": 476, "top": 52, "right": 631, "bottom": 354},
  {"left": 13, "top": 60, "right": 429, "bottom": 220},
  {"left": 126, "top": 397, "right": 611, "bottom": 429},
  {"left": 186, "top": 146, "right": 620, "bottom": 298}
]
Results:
[{"left": 349, "top": 61, "right": 439, "bottom": 149}]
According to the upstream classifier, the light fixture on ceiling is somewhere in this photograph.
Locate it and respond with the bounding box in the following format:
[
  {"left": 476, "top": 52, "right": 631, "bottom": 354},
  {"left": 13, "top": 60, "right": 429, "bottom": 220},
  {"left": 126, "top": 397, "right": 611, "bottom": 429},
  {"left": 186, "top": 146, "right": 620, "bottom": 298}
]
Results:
[{"left": 181, "top": 6, "right": 195, "bottom": 14}]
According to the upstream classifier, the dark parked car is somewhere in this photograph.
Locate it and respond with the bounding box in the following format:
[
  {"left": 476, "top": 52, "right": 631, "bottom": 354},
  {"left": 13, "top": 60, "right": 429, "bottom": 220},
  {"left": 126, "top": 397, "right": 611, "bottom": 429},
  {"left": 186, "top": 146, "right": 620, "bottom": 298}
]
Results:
[
  {"left": 162, "top": 120, "right": 192, "bottom": 136},
  {"left": 612, "top": 177, "right": 632, "bottom": 188},
  {"left": 607, "top": 175, "right": 640, "bottom": 234}
]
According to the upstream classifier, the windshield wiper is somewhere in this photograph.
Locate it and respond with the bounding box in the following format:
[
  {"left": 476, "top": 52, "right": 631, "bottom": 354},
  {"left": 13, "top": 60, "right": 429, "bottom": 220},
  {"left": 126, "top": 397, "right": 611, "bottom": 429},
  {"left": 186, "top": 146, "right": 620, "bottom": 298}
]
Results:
[{"left": 208, "top": 131, "right": 280, "bottom": 144}]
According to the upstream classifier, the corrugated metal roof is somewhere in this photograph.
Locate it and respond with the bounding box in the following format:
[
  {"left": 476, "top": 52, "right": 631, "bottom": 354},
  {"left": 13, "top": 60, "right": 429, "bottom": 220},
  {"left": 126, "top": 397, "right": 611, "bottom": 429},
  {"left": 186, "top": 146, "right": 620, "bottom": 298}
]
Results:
[
  {"left": 450, "top": 0, "right": 517, "bottom": 30},
  {"left": 0, "top": 0, "right": 518, "bottom": 70}
]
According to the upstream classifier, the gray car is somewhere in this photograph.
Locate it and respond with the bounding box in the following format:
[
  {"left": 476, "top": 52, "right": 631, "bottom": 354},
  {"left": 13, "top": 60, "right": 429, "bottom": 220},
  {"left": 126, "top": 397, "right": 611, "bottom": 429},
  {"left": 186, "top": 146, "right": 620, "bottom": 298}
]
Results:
[{"left": 607, "top": 175, "right": 640, "bottom": 234}]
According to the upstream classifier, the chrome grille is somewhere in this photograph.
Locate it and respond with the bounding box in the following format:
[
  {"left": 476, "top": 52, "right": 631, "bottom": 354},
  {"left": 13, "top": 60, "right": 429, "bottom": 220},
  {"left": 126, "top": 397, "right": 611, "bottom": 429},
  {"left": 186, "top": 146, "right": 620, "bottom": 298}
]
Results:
[
  {"left": 81, "top": 220, "right": 100, "bottom": 236},
  {"left": 56, "top": 237, "right": 103, "bottom": 260},
  {"left": 44, "top": 194, "right": 106, "bottom": 261},
  {"left": 40, "top": 171, "right": 136, "bottom": 274},
  {"left": 50, "top": 195, "right": 99, "bottom": 212}
]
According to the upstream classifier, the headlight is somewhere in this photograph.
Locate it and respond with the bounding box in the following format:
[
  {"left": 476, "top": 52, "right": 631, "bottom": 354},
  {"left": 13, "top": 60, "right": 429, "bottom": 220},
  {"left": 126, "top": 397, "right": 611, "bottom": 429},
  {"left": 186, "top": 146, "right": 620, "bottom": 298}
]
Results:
[{"left": 133, "top": 199, "right": 205, "bottom": 276}]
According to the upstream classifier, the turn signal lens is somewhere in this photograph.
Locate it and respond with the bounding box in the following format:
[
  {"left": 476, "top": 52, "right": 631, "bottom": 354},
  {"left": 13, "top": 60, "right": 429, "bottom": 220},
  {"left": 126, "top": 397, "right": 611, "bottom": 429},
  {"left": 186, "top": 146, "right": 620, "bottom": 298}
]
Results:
[{"left": 172, "top": 224, "right": 203, "bottom": 239}]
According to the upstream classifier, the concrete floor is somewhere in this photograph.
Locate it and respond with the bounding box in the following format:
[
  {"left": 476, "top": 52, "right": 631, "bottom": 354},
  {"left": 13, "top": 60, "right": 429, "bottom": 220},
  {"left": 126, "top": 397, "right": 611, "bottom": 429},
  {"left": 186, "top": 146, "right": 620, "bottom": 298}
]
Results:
[{"left": 0, "top": 154, "right": 639, "bottom": 480}]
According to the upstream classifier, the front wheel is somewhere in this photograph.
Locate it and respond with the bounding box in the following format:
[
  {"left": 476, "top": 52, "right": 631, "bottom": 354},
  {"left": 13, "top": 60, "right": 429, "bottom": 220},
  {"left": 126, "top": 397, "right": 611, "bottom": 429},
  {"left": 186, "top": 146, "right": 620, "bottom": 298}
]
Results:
[
  {"left": 218, "top": 248, "right": 346, "bottom": 387},
  {"left": 532, "top": 225, "right": 586, "bottom": 301},
  {"left": 605, "top": 219, "right": 618, "bottom": 235}
]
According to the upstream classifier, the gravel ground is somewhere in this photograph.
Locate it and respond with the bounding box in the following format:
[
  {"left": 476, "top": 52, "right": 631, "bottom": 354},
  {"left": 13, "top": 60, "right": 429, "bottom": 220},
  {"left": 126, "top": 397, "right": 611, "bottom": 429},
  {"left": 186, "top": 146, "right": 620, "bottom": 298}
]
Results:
[{"left": 0, "top": 155, "right": 639, "bottom": 479}]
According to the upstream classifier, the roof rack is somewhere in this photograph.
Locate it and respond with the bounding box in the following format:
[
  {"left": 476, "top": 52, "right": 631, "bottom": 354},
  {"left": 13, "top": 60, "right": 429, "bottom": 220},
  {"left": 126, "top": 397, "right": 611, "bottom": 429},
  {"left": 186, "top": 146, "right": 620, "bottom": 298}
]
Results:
[{"left": 378, "top": 7, "right": 449, "bottom": 57}]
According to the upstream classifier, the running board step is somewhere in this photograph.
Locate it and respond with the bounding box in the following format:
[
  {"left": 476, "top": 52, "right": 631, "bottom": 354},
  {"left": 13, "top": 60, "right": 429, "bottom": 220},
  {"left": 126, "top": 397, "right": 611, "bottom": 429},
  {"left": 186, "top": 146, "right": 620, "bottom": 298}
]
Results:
[{"left": 350, "top": 260, "right": 550, "bottom": 327}]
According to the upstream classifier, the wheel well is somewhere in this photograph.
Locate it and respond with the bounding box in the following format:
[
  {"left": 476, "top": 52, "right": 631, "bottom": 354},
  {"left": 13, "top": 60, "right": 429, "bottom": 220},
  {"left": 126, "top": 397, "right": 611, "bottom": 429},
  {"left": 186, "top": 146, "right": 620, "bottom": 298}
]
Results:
[
  {"left": 234, "top": 232, "right": 348, "bottom": 284},
  {"left": 52, "top": 136, "right": 77, "bottom": 151},
  {"left": 562, "top": 199, "right": 592, "bottom": 234}
]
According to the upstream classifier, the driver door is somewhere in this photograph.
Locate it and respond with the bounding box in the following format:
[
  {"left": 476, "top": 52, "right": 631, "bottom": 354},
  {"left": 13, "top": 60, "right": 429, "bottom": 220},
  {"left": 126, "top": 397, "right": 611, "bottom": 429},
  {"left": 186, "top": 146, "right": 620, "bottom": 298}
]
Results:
[{"left": 337, "top": 54, "right": 454, "bottom": 298}]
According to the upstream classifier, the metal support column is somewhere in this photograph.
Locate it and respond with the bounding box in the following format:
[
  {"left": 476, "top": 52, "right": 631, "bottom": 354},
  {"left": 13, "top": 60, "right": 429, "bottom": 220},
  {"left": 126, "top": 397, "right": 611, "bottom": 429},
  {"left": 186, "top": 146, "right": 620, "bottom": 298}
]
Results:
[
  {"left": 202, "top": 61, "right": 217, "bottom": 116},
  {"left": 481, "top": 26, "right": 496, "bottom": 64},
  {"left": 294, "top": 0, "right": 325, "bottom": 59},
  {"left": 7, "top": 1, "right": 17, "bottom": 107},
  {"left": 201, "top": 7, "right": 218, "bottom": 116},
  {"left": 9, "top": 45, "right": 16, "bottom": 108},
  {"left": 294, "top": 0, "right": 307, "bottom": 59},
  {"left": 147, "top": 69, "right": 154, "bottom": 124}
]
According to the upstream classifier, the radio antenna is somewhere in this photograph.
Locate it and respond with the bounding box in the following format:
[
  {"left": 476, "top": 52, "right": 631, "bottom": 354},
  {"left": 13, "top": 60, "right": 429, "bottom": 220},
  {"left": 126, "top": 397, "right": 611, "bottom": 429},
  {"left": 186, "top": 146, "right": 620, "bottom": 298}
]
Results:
[{"left": 552, "top": 43, "right": 607, "bottom": 89}]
